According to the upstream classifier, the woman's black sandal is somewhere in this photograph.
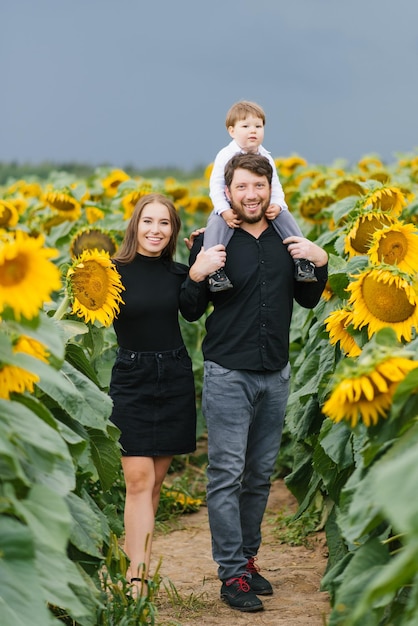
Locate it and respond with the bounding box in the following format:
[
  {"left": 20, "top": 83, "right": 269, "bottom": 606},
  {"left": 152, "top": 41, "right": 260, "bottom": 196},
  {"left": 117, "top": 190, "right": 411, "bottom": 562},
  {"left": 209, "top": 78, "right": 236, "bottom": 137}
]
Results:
[{"left": 130, "top": 577, "right": 148, "bottom": 584}]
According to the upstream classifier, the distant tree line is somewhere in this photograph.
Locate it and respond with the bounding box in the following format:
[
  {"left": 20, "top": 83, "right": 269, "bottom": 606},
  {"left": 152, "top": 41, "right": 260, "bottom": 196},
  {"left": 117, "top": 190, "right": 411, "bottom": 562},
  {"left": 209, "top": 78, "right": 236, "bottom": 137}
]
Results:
[{"left": 0, "top": 161, "right": 206, "bottom": 185}]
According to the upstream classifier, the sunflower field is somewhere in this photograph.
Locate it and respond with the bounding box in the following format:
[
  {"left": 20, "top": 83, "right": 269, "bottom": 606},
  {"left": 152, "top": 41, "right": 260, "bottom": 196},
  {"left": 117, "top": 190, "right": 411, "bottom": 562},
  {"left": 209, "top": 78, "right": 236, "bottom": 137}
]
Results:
[{"left": 1, "top": 151, "right": 418, "bottom": 625}]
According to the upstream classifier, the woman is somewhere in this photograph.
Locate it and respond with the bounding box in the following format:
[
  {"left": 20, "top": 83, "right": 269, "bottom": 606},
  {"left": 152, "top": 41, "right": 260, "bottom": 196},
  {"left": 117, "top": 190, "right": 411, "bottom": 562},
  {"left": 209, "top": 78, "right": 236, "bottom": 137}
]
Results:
[{"left": 109, "top": 193, "right": 197, "bottom": 595}]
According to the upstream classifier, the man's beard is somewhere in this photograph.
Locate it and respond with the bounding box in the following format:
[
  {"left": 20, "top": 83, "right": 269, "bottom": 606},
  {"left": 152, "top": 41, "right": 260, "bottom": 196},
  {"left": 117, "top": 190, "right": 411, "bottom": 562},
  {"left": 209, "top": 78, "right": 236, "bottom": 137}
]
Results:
[{"left": 230, "top": 198, "right": 269, "bottom": 224}]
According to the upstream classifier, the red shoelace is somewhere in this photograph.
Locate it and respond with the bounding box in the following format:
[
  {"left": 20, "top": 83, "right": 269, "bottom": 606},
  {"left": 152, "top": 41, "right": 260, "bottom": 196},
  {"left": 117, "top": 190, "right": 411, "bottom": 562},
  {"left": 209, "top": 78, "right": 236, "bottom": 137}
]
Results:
[
  {"left": 226, "top": 575, "right": 251, "bottom": 592},
  {"left": 246, "top": 557, "right": 260, "bottom": 574}
]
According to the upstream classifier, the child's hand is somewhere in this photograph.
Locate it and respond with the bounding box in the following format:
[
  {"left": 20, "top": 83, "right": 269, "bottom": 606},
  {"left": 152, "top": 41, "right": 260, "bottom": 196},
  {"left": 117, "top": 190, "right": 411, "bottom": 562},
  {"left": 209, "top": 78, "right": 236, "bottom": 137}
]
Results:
[
  {"left": 221, "top": 208, "right": 242, "bottom": 228},
  {"left": 265, "top": 203, "right": 282, "bottom": 220}
]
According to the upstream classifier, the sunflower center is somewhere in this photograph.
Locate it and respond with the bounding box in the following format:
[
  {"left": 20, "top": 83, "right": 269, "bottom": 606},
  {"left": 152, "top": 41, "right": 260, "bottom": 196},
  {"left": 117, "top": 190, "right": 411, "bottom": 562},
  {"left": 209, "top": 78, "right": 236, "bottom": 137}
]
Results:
[
  {"left": 0, "top": 206, "right": 12, "bottom": 227},
  {"left": 350, "top": 215, "right": 393, "bottom": 254},
  {"left": 71, "top": 260, "right": 109, "bottom": 310},
  {"left": 53, "top": 199, "right": 76, "bottom": 212},
  {"left": 362, "top": 275, "right": 415, "bottom": 323},
  {"left": 0, "top": 256, "right": 28, "bottom": 286},
  {"left": 377, "top": 231, "right": 407, "bottom": 265},
  {"left": 72, "top": 231, "right": 116, "bottom": 258}
]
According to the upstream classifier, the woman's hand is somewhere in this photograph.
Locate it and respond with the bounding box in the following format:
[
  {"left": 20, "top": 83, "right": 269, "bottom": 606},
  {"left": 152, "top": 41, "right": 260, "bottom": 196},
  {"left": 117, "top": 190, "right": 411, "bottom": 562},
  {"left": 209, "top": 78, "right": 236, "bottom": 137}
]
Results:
[{"left": 184, "top": 227, "right": 205, "bottom": 251}]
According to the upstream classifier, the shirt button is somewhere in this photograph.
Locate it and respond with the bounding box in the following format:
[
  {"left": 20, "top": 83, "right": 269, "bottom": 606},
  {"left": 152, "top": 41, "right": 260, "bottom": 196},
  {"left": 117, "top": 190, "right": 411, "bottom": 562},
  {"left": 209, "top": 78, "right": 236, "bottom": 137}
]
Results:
[{"left": 262, "top": 303, "right": 266, "bottom": 307}]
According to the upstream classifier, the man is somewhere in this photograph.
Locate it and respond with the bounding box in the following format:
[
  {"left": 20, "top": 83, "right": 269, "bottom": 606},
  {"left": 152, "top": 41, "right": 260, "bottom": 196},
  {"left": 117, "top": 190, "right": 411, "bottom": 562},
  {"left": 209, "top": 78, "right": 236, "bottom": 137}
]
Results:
[{"left": 181, "top": 153, "right": 328, "bottom": 612}]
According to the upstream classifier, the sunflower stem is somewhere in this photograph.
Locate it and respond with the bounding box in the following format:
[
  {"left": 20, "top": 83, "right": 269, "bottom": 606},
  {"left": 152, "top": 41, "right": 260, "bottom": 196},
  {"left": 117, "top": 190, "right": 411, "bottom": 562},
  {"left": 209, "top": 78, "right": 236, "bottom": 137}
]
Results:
[{"left": 52, "top": 294, "right": 71, "bottom": 320}]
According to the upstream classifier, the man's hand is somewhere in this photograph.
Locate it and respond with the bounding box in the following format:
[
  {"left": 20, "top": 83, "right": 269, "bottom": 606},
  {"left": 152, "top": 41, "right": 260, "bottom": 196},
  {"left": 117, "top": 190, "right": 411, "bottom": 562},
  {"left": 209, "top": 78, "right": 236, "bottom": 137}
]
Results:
[
  {"left": 221, "top": 208, "right": 242, "bottom": 228},
  {"left": 189, "top": 245, "right": 227, "bottom": 283},
  {"left": 184, "top": 227, "right": 205, "bottom": 251},
  {"left": 265, "top": 203, "right": 282, "bottom": 220},
  {"left": 283, "top": 236, "right": 328, "bottom": 267}
]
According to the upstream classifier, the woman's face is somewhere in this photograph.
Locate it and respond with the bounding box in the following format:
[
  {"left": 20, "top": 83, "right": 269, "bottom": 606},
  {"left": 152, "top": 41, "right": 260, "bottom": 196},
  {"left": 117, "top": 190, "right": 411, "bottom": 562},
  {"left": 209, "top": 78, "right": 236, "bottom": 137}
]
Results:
[{"left": 136, "top": 201, "right": 173, "bottom": 256}]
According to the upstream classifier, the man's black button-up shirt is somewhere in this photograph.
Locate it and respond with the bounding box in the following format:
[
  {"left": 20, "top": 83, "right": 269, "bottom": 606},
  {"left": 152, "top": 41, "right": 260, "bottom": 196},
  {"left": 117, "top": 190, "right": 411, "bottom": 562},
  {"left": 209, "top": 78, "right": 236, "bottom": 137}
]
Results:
[{"left": 180, "top": 226, "right": 328, "bottom": 371}]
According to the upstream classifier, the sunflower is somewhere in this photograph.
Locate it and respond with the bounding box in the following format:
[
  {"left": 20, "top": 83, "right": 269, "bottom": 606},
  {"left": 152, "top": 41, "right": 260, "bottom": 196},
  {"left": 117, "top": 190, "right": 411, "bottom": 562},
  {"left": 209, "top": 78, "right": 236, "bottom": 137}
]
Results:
[
  {"left": 101, "top": 169, "right": 131, "bottom": 197},
  {"left": 6, "top": 180, "right": 43, "bottom": 199},
  {"left": 182, "top": 195, "right": 213, "bottom": 215},
  {"left": 204, "top": 163, "right": 214, "bottom": 180},
  {"left": 85, "top": 206, "right": 105, "bottom": 224},
  {"left": 120, "top": 183, "right": 154, "bottom": 220},
  {"left": 368, "top": 222, "right": 418, "bottom": 274},
  {"left": 164, "top": 179, "right": 189, "bottom": 201},
  {"left": 0, "top": 200, "right": 19, "bottom": 228},
  {"left": 274, "top": 156, "right": 307, "bottom": 178},
  {"left": 369, "top": 170, "right": 390, "bottom": 184},
  {"left": 357, "top": 155, "right": 384, "bottom": 173},
  {"left": 0, "top": 335, "right": 48, "bottom": 400},
  {"left": 347, "top": 267, "right": 418, "bottom": 341},
  {"left": 0, "top": 362, "right": 39, "bottom": 399},
  {"left": 70, "top": 227, "right": 118, "bottom": 259},
  {"left": 7, "top": 196, "right": 28, "bottom": 216},
  {"left": 344, "top": 212, "right": 396, "bottom": 257},
  {"left": 43, "top": 190, "right": 82, "bottom": 221},
  {"left": 330, "top": 178, "right": 365, "bottom": 200},
  {"left": 14, "top": 335, "right": 49, "bottom": 362},
  {"left": 324, "top": 308, "right": 362, "bottom": 357},
  {"left": 0, "top": 230, "right": 61, "bottom": 320},
  {"left": 362, "top": 186, "right": 407, "bottom": 216},
  {"left": 298, "top": 190, "right": 335, "bottom": 223},
  {"left": 322, "top": 353, "right": 418, "bottom": 427},
  {"left": 321, "top": 281, "right": 334, "bottom": 302},
  {"left": 66, "top": 249, "right": 125, "bottom": 326}
]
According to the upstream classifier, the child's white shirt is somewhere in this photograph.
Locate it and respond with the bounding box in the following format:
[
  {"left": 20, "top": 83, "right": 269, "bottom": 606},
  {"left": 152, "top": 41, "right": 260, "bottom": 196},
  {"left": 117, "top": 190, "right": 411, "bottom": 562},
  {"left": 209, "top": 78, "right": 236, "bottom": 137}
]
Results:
[{"left": 209, "top": 139, "right": 288, "bottom": 215}]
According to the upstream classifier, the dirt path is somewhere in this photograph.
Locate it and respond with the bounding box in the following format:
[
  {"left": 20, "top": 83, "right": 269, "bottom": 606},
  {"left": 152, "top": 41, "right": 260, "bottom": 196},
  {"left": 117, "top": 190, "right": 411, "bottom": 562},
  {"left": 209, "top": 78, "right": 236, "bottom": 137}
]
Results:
[{"left": 152, "top": 479, "right": 330, "bottom": 625}]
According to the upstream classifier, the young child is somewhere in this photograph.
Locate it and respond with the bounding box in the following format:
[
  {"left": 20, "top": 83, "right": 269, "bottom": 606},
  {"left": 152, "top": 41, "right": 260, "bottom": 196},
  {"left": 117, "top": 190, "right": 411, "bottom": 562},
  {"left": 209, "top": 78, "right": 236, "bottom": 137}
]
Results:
[{"left": 205, "top": 100, "right": 316, "bottom": 292}]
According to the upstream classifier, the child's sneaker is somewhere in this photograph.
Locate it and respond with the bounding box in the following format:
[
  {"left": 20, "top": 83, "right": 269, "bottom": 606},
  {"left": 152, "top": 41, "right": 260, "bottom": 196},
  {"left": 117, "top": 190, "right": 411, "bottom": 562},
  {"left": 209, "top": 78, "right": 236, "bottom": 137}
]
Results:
[
  {"left": 208, "top": 268, "right": 233, "bottom": 292},
  {"left": 295, "top": 259, "right": 317, "bottom": 282}
]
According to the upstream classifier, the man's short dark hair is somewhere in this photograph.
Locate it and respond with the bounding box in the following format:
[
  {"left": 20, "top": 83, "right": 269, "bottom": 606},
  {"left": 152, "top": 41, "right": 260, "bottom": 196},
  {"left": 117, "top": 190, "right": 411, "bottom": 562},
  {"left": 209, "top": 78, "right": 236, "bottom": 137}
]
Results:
[{"left": 224, "top": 153, "right": 273, "bottom": 189}]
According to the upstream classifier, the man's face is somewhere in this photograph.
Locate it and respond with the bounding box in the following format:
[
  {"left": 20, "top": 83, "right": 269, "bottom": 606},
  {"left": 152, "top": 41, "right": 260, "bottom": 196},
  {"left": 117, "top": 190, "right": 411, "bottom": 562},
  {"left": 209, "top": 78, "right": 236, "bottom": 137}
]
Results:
[{"left": 225, "top": 168, "right": 271, "bottom": 223}]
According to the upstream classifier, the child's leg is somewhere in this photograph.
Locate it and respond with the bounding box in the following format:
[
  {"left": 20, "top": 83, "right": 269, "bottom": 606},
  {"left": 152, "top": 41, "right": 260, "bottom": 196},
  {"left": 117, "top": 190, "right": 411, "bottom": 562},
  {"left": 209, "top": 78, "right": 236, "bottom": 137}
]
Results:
[
  {"left": 271, "top": 211, "right": 303, "bottom": 239},
  {"left": 203, "top": 211, "right": 234, "bottom": 249},
  {"left": 271, "top": 211, "right": 318, "bottom": 283},
  {"left": 203, "top": 212, "right": 234, "bottom": 292}
]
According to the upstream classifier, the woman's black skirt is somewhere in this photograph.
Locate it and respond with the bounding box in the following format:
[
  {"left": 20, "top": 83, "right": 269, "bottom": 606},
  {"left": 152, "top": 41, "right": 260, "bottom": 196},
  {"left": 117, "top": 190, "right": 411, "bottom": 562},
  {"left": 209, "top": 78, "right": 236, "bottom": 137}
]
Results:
[{"left": 109, "top": 345, "right": 197, "bottom": 456}]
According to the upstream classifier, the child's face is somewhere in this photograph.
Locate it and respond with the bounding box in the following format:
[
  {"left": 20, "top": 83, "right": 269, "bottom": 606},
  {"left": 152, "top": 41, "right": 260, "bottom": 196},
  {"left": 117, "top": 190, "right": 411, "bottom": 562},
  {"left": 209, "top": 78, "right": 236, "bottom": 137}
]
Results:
[{"left": 228, "top": 115, "right": 265, "bottom": 153}]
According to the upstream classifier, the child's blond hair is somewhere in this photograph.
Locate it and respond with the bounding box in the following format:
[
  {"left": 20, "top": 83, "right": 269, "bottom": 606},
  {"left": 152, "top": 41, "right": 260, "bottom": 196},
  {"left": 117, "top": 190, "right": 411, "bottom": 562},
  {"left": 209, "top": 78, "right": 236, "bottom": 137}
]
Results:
[{"left": 225, "top": 100, "right": 266, "bottom": 129}]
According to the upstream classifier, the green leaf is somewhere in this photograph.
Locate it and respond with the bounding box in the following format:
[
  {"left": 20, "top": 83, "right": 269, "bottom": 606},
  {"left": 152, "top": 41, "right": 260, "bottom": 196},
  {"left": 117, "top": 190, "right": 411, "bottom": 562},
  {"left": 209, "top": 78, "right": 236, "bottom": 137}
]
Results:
[
  {"left": 36, "top": 543, "right": 99, "bottom": 624},
  {"left": 319, "top": 420, "right": 353, "bottom": 470},
  {"left": 328, "top": 539, "right": 390, "bottom": 625},
  {"left": 6, "top": 313, "right": 65, "bottom": 361},
  {"left": 351, "top": 542, "right": 418, "bottom": 624},
  {"left": 0, "top": 517, "right": 56, "bottom": 626},
  {"left": 0, "top": 422, "right": 28, "bottom": 484},
  {"left": 372, "top": 435, "right": 418, "bottom": 535},
  {"left": 87, "top": 427, "right": 121, "bottom": 491},
  {"left": 66, "top": 492, "right": 103, "bottom": 558},
  {"left": 65, "top": 342, "right": 101, "bottom": 386},
  {"left": 0, "top": 399, "right": 74, "bottom": 493},
  {"left": 10, "top": 484, "right": 71, "bottom": 552},
  {"left": 338, "top": 463, "right": 384, "bottom": 544},
  {"left": 36, "top": 359, "right": 113, "bottom": 430}
]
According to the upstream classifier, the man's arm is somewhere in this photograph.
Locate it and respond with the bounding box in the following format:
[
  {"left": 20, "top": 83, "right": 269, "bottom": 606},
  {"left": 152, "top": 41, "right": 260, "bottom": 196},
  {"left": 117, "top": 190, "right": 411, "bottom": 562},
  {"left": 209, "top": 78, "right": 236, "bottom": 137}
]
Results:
[
  {"left": 284, "top": 236, "right": 329, "bottom": 308},
  {"left": 179, "top": 235, "right": 227, "bottom": 321}
]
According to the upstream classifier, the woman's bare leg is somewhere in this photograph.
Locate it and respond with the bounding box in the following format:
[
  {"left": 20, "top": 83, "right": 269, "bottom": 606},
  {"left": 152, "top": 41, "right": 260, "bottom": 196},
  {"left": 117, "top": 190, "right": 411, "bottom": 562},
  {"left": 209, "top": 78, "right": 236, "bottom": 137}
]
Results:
[{"left": 122, "top": 455, "right": 172, "bottom": 594}]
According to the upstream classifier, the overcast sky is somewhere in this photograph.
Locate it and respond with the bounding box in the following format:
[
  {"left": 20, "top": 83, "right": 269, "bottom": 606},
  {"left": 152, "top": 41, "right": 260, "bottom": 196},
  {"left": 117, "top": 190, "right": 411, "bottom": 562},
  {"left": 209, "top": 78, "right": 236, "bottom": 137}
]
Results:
[{"left": 1, "top": 0, "right": 417, "bottom": 171}]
